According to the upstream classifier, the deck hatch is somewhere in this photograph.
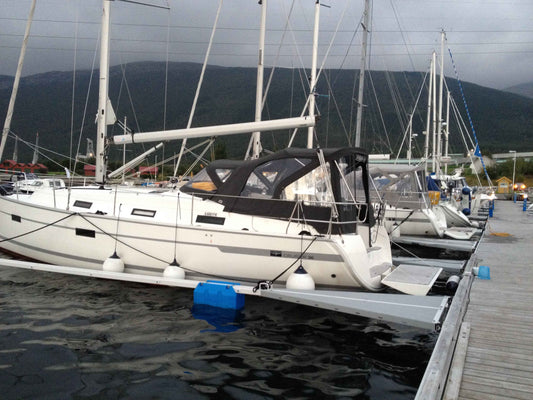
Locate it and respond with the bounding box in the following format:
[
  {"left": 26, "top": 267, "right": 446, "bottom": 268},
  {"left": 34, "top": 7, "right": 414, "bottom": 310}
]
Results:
[
  {"left": 73, "top": 200, "right": 93, "bottom": 209},
  {"left": 196, "top": 215, "right": 225, "bottom": 225},
  {"left": 75, "top": 228, "right": 95, "bottom": 238},
  {"left": 131, "top": 208, "right": 156, "bottom": 217}
]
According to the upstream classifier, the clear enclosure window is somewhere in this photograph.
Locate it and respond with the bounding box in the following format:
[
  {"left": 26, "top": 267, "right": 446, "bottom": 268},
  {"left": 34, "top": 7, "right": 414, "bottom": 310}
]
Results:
[
  {"left": 215, "top": 168, "right": 233, "bottom": 183},
  {"left": 183, "top": 168, "right": 217, "bottom": 192},
  {"left": 240, "top": 158, "right": 312, "bottom": 199},
  {"left": 281, "top": 163, "right": 333, "bottom": 206}
]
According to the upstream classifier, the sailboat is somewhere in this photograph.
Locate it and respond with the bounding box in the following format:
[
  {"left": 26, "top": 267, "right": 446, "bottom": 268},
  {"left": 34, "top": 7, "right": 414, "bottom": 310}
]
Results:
[
  {"left": 0, "top": 0, "right": 414, "bottom": 295},
  {"left": 369, "top": 163, "right": 478, "bottom": 240}
]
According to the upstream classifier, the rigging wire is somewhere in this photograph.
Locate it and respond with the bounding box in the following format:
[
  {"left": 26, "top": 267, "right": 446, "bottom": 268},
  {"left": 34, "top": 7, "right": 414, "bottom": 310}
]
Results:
[
  {"left": 394, "top": 69, "right": 429, "bottom": 162},
  {"left": 72, "top": 28, "right": 100, "bottom": 180},
  {"left": 173, "top": 0, "right": 223, "bottom": 178},
  {"left": 69, "top": 11, "right": 79, "bottom": 175},
  {"left": 448, "top": 47, "right": 492, "bottom": 186}
]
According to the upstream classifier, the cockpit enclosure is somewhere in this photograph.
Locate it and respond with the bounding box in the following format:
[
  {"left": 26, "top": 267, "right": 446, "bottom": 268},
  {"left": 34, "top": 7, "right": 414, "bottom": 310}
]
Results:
[
  {"left": 181, "top": 148, "right": 374, "bottom": 234},
  {"left": 369, "top": 164, "right": 429, "bottom": 210}
]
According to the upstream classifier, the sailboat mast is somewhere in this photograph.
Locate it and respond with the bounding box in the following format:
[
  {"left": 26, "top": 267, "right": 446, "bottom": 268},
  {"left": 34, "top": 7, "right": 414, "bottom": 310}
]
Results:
[
  {"left": 0, "top": 0, "right": 36, "bottom": 162},
  {"left": 32, "top": 132, "right": 39, "bottom": 165},
  {"left": 355, "top": 0, "right": 370, "bottom": 148},
  {"left": 307, "top": 0, "right": 320, "bottom": 149},
  {"left": 12, "top": 137, "right": 18, "bottom": 163},
  {"left": 95, "top": 0, "right": 111, "bottom": 184},
  {"left": 444, "top": 90, "right": 450, "bottom": 174},
  {"left": 250, "top": 0, "right": 267, "bottom": 159},
  {"left": 424, "top": 54, "right": 434, "bottom": 173},
  {"left": 436, "top": 30, "right": 445, "bottom": 177},
  {"left": 431, "top": 51, "right": 437, "bottom": 173}
]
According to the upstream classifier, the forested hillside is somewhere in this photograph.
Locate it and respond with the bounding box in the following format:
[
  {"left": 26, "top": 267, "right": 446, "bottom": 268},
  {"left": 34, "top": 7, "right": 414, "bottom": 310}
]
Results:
[{"left": 1, "top": 62, "right": 533, "bottom": 165}]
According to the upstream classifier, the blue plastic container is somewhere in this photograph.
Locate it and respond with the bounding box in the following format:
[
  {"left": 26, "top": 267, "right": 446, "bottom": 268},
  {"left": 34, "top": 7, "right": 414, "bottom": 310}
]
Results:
[
  {"left": 478, "top": 265, "right": 491, "bottom": 280},
  {"left": 194, "top": 280, "right": 245, "bottom": 310}
]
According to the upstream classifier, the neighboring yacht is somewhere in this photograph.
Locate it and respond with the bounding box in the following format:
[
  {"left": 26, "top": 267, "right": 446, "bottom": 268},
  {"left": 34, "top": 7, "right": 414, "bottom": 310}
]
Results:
[{"left": 370, "top": 164, "right": 477, "bottom": 240}]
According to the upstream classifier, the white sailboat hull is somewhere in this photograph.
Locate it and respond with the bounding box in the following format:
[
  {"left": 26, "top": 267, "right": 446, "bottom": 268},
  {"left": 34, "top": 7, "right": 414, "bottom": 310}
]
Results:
[
  {"left": 440, "top": 202, "right": 474, "bottom": 227},
  {"left": 0, "top": 187, "right": 392, "bottom": 292},
  {"left": 383, "top": 205, "right": 446, "bottom": 237}
]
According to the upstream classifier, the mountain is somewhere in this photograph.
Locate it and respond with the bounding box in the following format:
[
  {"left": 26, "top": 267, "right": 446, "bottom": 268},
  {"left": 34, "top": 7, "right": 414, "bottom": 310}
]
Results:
[
  {"left": 1, "top": 61, "right": 533, "bottom": 166},
  {"left": 504, "top": 82, "right": 533, "bottom": 99}
]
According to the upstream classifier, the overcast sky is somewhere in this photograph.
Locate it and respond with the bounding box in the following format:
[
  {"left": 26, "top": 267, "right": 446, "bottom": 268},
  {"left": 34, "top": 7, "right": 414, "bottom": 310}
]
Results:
[{"left": 1, "top": 0, "right": 532, "bottom": 90}]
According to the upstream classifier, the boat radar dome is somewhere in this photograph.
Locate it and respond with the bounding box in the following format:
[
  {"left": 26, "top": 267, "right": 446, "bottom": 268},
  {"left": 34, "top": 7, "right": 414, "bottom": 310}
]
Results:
[
  {"left": 286, "top": 265, "right": 315, "bottom": 290},
  {"left": 103, "top": 251, "right": 125, "bottom": 272}
]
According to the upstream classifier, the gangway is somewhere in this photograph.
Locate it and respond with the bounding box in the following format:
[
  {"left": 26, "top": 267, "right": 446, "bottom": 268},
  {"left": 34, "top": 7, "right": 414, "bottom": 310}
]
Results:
[
  {"left": 392, "top": 235, "right": 478, "bottom": 253},
  {"left": 393, "top": 256, "right": 465, "bottom": 274},
  {"left": 0, "top": 258, "right": 449, "bottom": 331}
]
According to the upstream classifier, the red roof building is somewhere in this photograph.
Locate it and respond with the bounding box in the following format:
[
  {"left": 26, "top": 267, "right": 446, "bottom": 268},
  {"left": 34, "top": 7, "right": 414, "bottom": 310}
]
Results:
[
  {"left": 0, "top": 160, "right": 17, "bottom": 170},
  {"left": 28, "top": 163, "right": 49, "bottom": 173},
  {"left": 84, "top": 164, "right": 96, "bottom": 176}
]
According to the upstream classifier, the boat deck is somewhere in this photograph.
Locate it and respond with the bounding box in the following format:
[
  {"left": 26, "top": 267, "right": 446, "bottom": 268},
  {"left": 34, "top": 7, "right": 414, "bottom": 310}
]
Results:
[{"left": 417, "top": 199, "right": 533, "bottom": 399}]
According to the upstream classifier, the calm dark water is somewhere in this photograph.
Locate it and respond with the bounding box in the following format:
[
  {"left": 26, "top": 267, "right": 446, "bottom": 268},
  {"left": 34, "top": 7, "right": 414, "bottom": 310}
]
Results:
[{"left": 0, "top": 264, "right": 437, "bottom": 400}]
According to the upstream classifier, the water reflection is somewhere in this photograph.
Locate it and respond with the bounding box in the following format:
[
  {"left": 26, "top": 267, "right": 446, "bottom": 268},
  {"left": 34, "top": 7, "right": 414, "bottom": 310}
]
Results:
[{"left": 0, "top": 265, "right": 436, "bottom": 399}]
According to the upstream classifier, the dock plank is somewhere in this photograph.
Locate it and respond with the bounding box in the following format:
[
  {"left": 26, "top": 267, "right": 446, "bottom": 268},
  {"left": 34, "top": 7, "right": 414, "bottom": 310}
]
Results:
[
  {"left": 463, "top": 367, "right": 533, "bottom": 387},
  {"left": 454, "top": 200, "right": 533, "bottom": 400},
  {"left": 462, "top": 362, "right": 533, "bottom": 380}
]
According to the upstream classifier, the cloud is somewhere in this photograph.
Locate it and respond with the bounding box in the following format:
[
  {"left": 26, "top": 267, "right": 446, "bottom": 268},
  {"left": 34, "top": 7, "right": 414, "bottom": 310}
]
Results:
[{"left": 1, "top": 0, "right": 532, "bottom": 89}]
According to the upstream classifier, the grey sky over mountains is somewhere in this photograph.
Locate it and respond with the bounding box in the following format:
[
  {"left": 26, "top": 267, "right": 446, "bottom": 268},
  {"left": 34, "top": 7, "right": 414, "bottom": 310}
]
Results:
[{"left": 1, "top": 0, "right": 532, "bottom": 90}]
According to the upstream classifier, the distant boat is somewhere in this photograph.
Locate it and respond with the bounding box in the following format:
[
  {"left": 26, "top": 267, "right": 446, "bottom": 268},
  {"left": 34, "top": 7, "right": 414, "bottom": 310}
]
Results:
[{"left": 370, "top": 164, "right": 476, "bottom": 240}]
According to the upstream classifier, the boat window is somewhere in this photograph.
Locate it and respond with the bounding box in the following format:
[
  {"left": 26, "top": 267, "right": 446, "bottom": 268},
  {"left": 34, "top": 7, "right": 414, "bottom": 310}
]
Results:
[
  {"left": 196, "top": 215, "right": 225, "bottom": 225},
  {"left": 215, "top": 168, "right": 233, "bottom": 183},
  {"left": 73, "top": 200, "right": 92, "bottom": 209},
  {"left": 76, "top": 228, "right": 95, "bottom": 238},
  {"left": 131, "top": 208, "right": 156, "bottom": 217},
  {"left": 336, "top": 157, "right": 368, "bottom": 224},
  {"left": 281, "top": 163, "right": 333, "bottom": 206},
  {"left": 241, "top": 158, "right": 312, "bottom": 199},
  {"left": 182, "top": 168, "right": 217, "bottom": 193},
  {"left": 337, "top": 160, "right": 365, "bottom": 203}
]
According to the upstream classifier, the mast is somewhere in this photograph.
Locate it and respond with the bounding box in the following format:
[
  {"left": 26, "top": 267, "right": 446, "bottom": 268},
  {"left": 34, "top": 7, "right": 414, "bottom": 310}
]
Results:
[
  {"left": 444, "top": 90, "right": 450, "bottom": 174},
  {"left": 32, "top": 132, "right": 39, "bottom": 165},
  {"left": 0, "top": 0, "right": 36, "bottom": 162},
  {"left": 431, "top": 51, "right": 437, "bottom": 173},
  {"left": 307, "top": 0, "right": 320, "bottom": 149},
  {"left": 424, "top": 53, "right": 434, "bottom": 174},
  {"left": 250, "top": 0, "right": 267, "bottom": 159},
  {"left": 406, "top": 113, "right": 413, "bottom": 165},
  {"left": 12, "top": 137, "right": 18, "bottom": 163},
  {"left": 95, "top": 0, "right": 111, "bottom": 184},
  {"left": 355, "top": 0, "right": 370, "bottom": 148},
  {"left": 436, "top": 30, "right": 445, "bottom": 177}
]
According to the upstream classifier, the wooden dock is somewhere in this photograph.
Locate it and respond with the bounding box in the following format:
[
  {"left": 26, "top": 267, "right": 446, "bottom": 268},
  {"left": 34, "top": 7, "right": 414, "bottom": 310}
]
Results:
[{"left": 417, "top": 199, "right": 533, "bottom": 399}]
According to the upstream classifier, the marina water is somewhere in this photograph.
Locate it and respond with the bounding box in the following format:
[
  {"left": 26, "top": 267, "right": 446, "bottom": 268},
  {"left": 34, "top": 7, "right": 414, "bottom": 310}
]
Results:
[{"left": 0, "top": 255, "right": 436, "bottom": 399}]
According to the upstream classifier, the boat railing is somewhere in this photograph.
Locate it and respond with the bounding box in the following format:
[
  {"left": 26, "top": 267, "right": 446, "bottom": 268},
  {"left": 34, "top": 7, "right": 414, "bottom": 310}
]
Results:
[{"left": 371, "top": 190, "right": 429, "bottom": 210}]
